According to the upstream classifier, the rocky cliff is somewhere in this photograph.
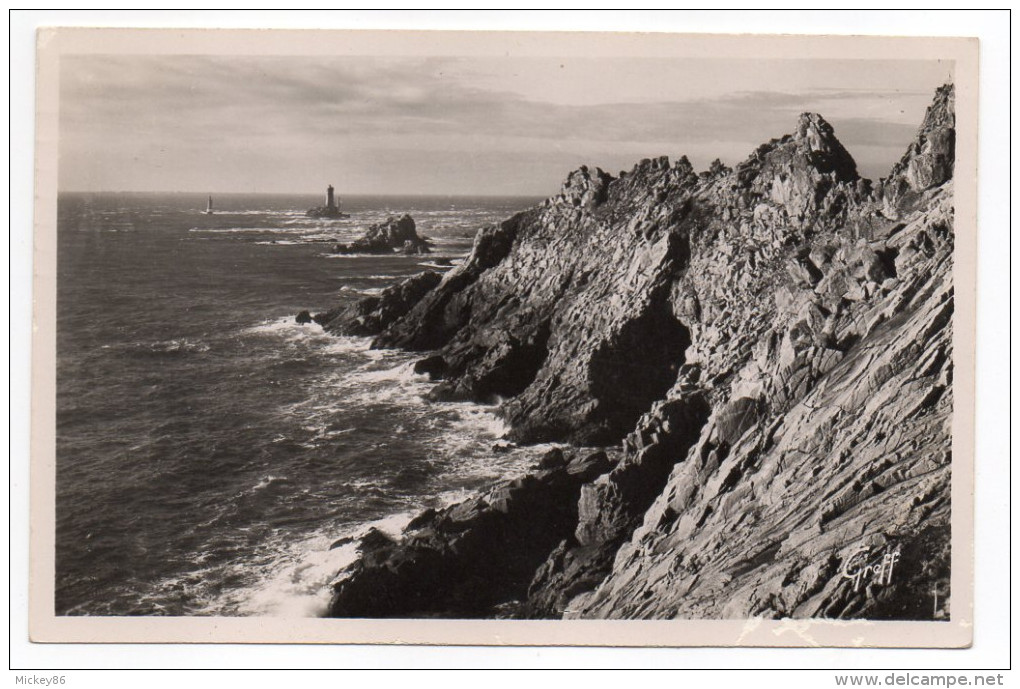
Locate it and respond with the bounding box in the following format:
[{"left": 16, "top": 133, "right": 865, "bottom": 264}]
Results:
[{"left": 322, "top": 85, "right": 956, "bottom": 621}]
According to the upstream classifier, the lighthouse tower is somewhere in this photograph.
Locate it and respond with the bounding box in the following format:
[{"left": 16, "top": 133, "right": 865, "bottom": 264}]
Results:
[{"left": 306, "top": 184, "right": 346, "bottom": 218}]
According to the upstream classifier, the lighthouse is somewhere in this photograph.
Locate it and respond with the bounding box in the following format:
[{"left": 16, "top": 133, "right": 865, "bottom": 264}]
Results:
[{"left": 306, "top": 184, "right": 347, "bottom": 218}]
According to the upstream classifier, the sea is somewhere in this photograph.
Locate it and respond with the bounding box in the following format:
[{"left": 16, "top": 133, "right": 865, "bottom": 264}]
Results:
[{"left": 55, "top": 192, "right": 545, "bottom": 617}]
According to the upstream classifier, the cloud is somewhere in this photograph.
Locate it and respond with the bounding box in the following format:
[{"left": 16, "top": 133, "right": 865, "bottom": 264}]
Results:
[{"left": 58, "top": 55, "right": 945, "bottom": 193}]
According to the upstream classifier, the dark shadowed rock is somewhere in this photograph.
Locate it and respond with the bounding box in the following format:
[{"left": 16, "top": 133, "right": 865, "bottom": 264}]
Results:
[
  {"left": 413, "top": 354, "right": 448, "bottom": 378},
  {"left": 307, "top": 206, "right": 348, "bottom": 219},
  {"left": 295, "top": 310, "right": 313, "bottom": 325},
  {"left": 315, "top": 271, "right": 442, "bottom": 336},
  {"left": 371, "top": 214, "right": 528, "bottom": 351},
  {"left": 537, "top": 447, "right": 567, "bottom": 470},
  {"left": 327, "top": 449, "right": 615, "bottom": 618},
  {"left": 358, "top": 527, "right": 396, "bottom": 554}
]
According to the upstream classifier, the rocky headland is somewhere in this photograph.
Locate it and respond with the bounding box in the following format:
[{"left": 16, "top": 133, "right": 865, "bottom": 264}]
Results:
[{"left": 316, "top": 85, "right": 956, "bottom": 620}]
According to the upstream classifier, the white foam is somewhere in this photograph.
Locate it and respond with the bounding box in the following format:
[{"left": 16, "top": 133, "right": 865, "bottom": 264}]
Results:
[
  {"left": 440, "top": 403, "right": 511, "bottom": 440},
  {"left": 200, "top": 209, "right": 306, "bottom": 217},
  {"left": 320, "top": 336, "right": 378, "bottom": 357},
  {"left": 189, "top": 227, "right": 283, "bottom": 234},
  {"left": 252, "top": 475, "right": 288, "bottom": 491},
  {"left": 245, "top": 316, "right": 328, "bottom": 341},
  {"left": 147, "top": 338, "right": 211, "bottom": 354},
  {"left": 229, "top": 510, "right": 417, "bottom": 617},
  {"left": 350, "top": 361, "right": 427, "bottom": 385}
]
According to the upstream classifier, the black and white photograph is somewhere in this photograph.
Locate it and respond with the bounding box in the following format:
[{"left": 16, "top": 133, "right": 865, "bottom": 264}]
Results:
[{"left": 27, "top": 26, "right": 982, "bottom": 649}]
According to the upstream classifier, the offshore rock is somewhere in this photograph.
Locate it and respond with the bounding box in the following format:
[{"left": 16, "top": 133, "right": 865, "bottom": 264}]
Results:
[
  {"left": 306, "top": 205, "right": 348, "bottom": 219},
  {"left": 333, "top": 214, "right": 431, "bottom": 255}
]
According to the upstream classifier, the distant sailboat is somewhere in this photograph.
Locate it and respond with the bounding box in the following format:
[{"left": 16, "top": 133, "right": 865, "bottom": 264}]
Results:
[{"left": 205, "top": 195, "right": 214, "bottom": 215}]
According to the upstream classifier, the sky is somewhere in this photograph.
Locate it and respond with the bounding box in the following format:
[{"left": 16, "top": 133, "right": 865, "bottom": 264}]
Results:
[{"left": 58, "top": 55, "right": 953, "bottom": 196}]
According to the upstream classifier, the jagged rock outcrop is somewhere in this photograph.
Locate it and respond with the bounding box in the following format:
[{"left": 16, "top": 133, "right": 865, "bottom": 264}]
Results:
[
  {"left": 882, "top": 84, "right": 956, "bottom": 213},
  {"left": 571, "top": 191, "right": 953, "bottom": 617},
  {"left": 327, "top": 449, "right": 615, "bottom": 618},
  {"left": 566, "top": 86, "right": 955, "bottom": 621},
  {"left": 374, "top": 213, "right": 533, "bottom": 350},
  {"left": 372, "top": 159, "right": 704, "bottom": 445},
  {"left": 313, "top": 270, "right": 442, "bottom": 336},
  {"left": 333, "top": 214, "right": 431, "bottom": 254},
  {"left": 323, "top": 85, "right": 957, "bottom": 621}
]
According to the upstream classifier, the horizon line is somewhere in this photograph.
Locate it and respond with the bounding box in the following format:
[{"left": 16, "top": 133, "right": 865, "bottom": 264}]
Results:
[{"left": 57, "top": 190, "right": 552, "bottom": 199}]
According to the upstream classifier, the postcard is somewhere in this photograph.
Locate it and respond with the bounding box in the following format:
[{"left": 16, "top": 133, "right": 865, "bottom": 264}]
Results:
[{"left": 31, "top": 27, "right": 978, "bottom": 647}]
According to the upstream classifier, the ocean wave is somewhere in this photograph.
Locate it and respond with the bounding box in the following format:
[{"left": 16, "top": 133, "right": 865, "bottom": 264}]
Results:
[
  {"left": 319, "top": 253, "right": 388, "bottom": 260},
  {"left": 254, "top": 234, "right": 346, "bottom": 246},
  {"left": 223, "top": 319, "right": 537, "bottom": 617},
  {"left": 335, "top": 367, "right": 430, "bottom": 409},
  {"left": 441, "top": 403, "right": 511, "bottom": 440},
  {"left": 321, "top": 337, "right": 387, "bottom": 358},
  {"left": 197, "top": 209, "right": 307, "bottom": 217},
  {"left": 252, "top": 475, "right": 290, "bottom": 492},
  {"left": 216, "top": 510, "right": 417, "bottom": 617},
  {"left": 245, "top": 316, "right": 329, "bottom": 339},
  {"left": 245, "top": 318, "right": 385, "bottom": 364},
  {"left": 245, "top": 316, "right": 328, "bottom": 339},
  {"left": 139, "top": 338, "right": 211, "bottom": 355},
  {"left": 349, "top": 361, "right": 428, "bottom": 385},
  {"left": 188, "top": 227, "right": 284, "bottom": 234}
]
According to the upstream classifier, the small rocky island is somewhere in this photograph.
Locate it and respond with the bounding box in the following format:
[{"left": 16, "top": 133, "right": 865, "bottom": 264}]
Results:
[{"left": 332, "top": 214, "right": 432, "bottom": 255}]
